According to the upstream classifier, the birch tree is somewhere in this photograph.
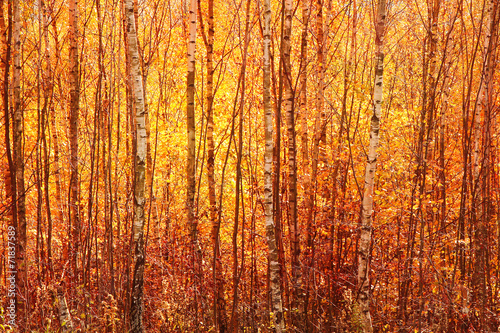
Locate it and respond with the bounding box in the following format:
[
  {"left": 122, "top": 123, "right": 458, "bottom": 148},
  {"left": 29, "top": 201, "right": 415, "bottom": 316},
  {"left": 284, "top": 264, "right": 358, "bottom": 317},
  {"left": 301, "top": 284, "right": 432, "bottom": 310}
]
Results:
[
  {"left": 263, "top": 0, "right": 284, "bottom": 330},
  {"left": 124, "top": 0, "right": 148, "bottom": 330},
  {"left": 472, "top": 0, "right": 498, "bottom": 329},
  {"left": 282, "top": 0, "right": 300, "bottom": 324},
  {"left": 12, "top": 0, "right": 26, "bottom": 321},
  {"left": 357, "top": 0, "right": 386, "bottom": 332},
  {"left": 56, "top": 287, "right": 74, "bottom": 331},
  {"left": 186, "top": 0, "right": 202, "bottom": 325},
  {"left": 2, "top": 0, "right": 18, "bottom": 324},
  {"left": 186, "top": 0, "right": 197, "bottom": 236}
]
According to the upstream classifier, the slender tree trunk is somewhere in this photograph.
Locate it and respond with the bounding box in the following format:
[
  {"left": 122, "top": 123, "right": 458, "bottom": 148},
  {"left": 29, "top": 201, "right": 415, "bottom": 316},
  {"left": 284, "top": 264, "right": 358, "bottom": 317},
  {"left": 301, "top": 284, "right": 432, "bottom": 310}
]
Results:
[
  {"left": 439, "top": 62, "right": 449, "bottom": 232},
  {"left": 41, "top": 0, "right": 58, "bottom": 276},
  {"left": 124, "top": 0, "right": 148, "bottom": 330},
  {"left": 3, "top": 0, "right": 18, "bottom": 324},
  {"left": 273, "top": 16, "right": 286, "bottom": 315},
  {"left": 263, "top": 0, "right": 285, "bottom": 330},
  {"left": 107, "top": 67, "right": 116, "bottom": 300},
  {"left": 308, "top": 0, "right": 325, "bottom": 231},
  {"left": 417, "top": 2, "right": 441, "bottom": 330},
  {"left": 229, "top": 0, "right": 252, "bottom": 329},
  {"left": 203, "top": 0, "right": 228, "bottom": 329},
  {"left": 68, "top": 0, "right": 80, "bottom": 285},
  {"left": 186, "top": 0, "right": 202, "bottom": 327},
  {"left": 299, "top": 0, "right": 310, "bottom": 174},
  {"left": 357, "top": 1, "right": 386, "bottom": 332},
  {"left": 281, "top": 0, "right": 300, "bottom": 327},
  {"left": 46, "top": 7, "right": 64, "bottom": 273},
  {"left": 438, "top": 56, "right": 451, "bottom": 330},
  {"left": 186, "top": 0, "right": 197, "bottom": 239},
  {"left": 471, "top": 1, "right": 498, "bottom": 329},
  {"left": 304, "top": 0, "right": 325, "bottom": 327},
  {"left": 12, "top": 0, "right": 26, "bottom": 323},
  {"left": 297, "top": 0, "right": 310, "bottom": 328},
  {"left": 313, "top": 0, "right": 326, "bottom": 166},
  {"left": 121, "top": 1, "right": 135, "bottom": 324},
  {"left": 35, "top": 1, "right": 44, "bottom": 286}
]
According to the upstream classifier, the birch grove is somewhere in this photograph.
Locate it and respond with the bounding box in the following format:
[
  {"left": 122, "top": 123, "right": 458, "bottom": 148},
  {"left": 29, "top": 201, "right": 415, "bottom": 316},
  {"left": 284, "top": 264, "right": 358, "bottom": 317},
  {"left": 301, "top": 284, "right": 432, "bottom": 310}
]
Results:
[{"left": 3, "top": 0, "right": 500, "bottom": 331}]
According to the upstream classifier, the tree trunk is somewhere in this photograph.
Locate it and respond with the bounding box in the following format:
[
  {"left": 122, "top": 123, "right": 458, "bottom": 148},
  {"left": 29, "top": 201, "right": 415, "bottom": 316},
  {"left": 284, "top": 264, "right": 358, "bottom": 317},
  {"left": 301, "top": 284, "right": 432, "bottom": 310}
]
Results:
[
  {"left": 282, "top": 0, "right": 300, "bottom": 327},
  {"left": 357, "top": 0, "right": 386, "bottom": 332},
  {"left": 417, "top": 1, "right": 441, "bottom": 329},
  {"left": 186, "top": 0, "right": 202, "bottom": 326},
  {"left": 124, "top": 0, "right": 148, "bottom": 330},
  {"left": 229, "top": 0, "right": 252, "bottom": 329},
  {"left": 41, "top": 0, "right": 59, "bottom": 276},
  {"left": 12, "top": 0, "right": 26, "bottom": 323},
  {"left": 297, "top": 0, "right": 310, "bottom": 328},
  {"left": 308, "top": 0, "right": 325, "bottom": 232},
  {"left": 263, "top": 0, "right": 285, "bottom": 330},
  {"left": 3, "top": 0, "right": 18, "bottom": 324},
  {"left": 204, "top": 0, "right": 228, "bottom": 329},
  {"left": 56, "top": 287, "right": 75, "bottom": 331},
  {"left": 68, "top": 0, "right": 80, "bottom": 284},
  {"left": 471, "top": 1, "right": 498, "bottom": 330}
]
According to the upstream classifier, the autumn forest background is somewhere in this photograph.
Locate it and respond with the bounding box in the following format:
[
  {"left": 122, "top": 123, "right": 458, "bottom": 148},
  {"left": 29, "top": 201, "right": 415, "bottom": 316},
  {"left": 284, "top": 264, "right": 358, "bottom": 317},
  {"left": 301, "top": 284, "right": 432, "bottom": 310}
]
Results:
[{"left": 1, "top": 0, "right": 500, "bottom": 331}]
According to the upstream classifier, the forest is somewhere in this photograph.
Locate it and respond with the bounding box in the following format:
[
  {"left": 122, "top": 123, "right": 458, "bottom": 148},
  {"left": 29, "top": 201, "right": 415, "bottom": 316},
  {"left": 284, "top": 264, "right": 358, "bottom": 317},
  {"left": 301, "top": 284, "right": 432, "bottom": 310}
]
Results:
[{"left": 0, "top": 0, "right": 499, "bottom": 331}]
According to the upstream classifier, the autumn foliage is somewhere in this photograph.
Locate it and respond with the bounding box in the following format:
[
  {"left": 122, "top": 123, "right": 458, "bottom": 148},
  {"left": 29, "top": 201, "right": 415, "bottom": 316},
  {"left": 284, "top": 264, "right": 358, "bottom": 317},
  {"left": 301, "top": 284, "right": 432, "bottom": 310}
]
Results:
[{"left": 0, "top": 0, "right": 499, "bottom": 332}]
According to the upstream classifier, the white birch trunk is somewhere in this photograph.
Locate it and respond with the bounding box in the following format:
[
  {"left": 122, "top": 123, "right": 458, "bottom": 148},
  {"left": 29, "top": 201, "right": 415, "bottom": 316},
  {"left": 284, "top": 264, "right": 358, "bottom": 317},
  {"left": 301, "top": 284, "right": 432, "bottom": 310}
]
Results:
[
  {"left": 124, "top": 0, "right": 147, "bottom": 330},
  {"left": 56, "top": 288, "right": 74, "bottom": 332},
  {"left": 357, "top": 0, "right": 386, "bottom": 332},
  {"left": 12, "top": 0, "right": 26, "bottom": 318},
  {"left": 263, "top": 0, "right": 284, "bottom": 330},
  {"left": 185, "top": 0, "right": 202, "bottom": 325},
  {"left": 473, "top": 0, "right": 494, "bottom": 183},
  {"left": 471, "top": 0, "right": 496, "bottom": 328},
  {"left": 186, "top": 0, "right": 197, "bottom": 247}
]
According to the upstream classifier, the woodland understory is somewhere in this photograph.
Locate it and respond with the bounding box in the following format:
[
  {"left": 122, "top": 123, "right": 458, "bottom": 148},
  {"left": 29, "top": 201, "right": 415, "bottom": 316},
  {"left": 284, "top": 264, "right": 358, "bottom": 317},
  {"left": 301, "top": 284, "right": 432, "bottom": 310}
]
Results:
[{"left": 1, "top": 0, "right": 500, "bottom": 332}]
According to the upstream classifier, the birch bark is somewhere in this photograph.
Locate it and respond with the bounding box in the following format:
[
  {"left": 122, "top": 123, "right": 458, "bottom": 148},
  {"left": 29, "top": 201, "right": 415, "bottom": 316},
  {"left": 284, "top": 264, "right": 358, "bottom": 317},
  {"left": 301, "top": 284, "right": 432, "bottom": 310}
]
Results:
[
  {"left": 186, "top": 0, "right": 202, "bottom": 326},
  {"left": 56, "top": 287, "right": 74, "bottom": 331},
  {"left": 472, "top": 1, "right": 498, "bottom": 329},
  {"left": 263, "top": 0, "right": 284, "bottom": 330},
  {"left": 186, "top": 0, "right": 197, "bottom": 252},
  {"left": 357, "top": 0, "right": 386, "bottom": 332},
  {"left": 124, "top": 0, "right": 148, "bottom": 330},
  {"left": 12, "top": 0, "right": 26, "bottom": 320}
]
